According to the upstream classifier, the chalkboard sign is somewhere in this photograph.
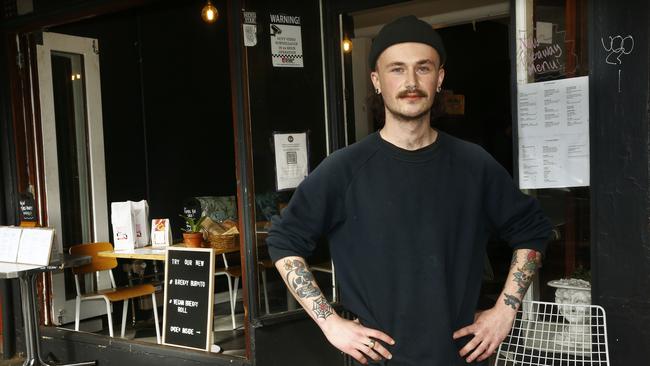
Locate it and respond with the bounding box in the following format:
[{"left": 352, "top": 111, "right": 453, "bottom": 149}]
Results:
[
  {"left": 162, "top": 247, "right": 215, "bottom": 351},
  {"left": 18, "top": 192, "right": 37, "bottom": 224}
]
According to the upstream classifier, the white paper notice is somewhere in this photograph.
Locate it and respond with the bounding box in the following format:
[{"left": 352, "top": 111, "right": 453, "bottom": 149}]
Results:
[
  {"left": 536, "top": 21, "right": 553, "bottom": 44},
  {"left": 517, "top": 76, "right": 589, "bottom": 189},
  {"left": 270, "top": 14, "right": 303, "bottom": 68},
  {"left": 274, "top": 132, "right": 309, "bottom": 190},
  {"left": 0, "top": 227, "right": 22, "bottom": 263},
  {"left": 243, "top": 24, "right": 257, "bottom": 47},
  {"left": 16, "top": 228, "right": 54, "bottom": 265}
]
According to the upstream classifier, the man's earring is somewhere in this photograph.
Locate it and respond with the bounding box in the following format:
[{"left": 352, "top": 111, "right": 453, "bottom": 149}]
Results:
[
  {"left": 375, "top": 88, "right": 381, "bottom": 94},
  {"left": 436, "top": 86, "right": 441, "bottom": 93}
]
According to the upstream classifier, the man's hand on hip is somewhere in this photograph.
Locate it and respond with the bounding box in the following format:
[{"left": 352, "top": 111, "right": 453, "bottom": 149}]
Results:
[
  {"left": 275, "top": 256, "right": 395, "bottom": 364},
  {"left": 319, "top": 315, "right": 395, "bottom": 365},
  {"left": 452, "top": 306, "right": 515, "bottom": 363},
  {"left": 453, "top": 249, "right": 542, "bottom": 362}
]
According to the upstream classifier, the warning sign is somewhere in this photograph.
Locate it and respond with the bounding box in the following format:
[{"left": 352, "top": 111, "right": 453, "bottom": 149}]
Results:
[{"left": 270, "top": 13, "right": 303, "bottom": 68}]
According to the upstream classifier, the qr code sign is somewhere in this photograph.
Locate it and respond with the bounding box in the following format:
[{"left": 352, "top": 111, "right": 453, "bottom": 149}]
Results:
[{"left": 286, "top": 151, "right": 297, "bottom": 164}]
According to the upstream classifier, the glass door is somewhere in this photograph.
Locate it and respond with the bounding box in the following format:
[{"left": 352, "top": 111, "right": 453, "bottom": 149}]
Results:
[{"left": 36, "top": 32, "right": 110, "bottom": 325}]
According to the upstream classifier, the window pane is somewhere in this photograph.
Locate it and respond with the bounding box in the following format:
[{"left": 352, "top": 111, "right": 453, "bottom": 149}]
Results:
[{"left": 516, "top": 0, "right": 591, "bottom": 302}]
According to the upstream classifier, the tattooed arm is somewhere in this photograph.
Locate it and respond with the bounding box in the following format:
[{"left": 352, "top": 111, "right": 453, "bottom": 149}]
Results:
[
  {"left": 276, "top": 256, "right": 395, "bottom": 365},
  {"left": 501, "top": 249, "right": 542, "bottom": 310},
  {"left": 453, "top": 249, "right": 542, "bottom": 363},
  {"left": 278, "top": 257, "right": 334, "bottom": 321}
]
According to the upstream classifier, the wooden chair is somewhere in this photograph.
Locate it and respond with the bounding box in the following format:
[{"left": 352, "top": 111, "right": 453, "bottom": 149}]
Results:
[{"left": 69, "top": 242, "right": 160, "bottom": 343}]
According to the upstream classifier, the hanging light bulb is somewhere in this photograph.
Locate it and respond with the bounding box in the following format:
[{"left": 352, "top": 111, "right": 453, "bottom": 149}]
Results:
[
  {"left": 342, "top": 37, "right": 353, "bottom": 53},
  {"left": 201, "top": 0, "right": 218, "bottom": 24}
]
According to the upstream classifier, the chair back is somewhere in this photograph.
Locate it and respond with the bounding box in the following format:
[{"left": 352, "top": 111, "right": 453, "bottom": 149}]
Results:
[
  {"left": 495, "top": 300, "right": 609, "bottom": 365},
  {"left": 69, "top": 242, "right": 118, "bottom": 275}
]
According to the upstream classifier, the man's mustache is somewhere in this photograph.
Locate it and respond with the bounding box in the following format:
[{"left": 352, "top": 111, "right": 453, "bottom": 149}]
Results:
[{"left": 397, "top": 89, "right": 427, "bottom": 98}]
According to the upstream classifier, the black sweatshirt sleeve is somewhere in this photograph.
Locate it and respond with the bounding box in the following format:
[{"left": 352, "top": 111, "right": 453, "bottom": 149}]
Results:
[
  {"left": 483, "top": 155, "right": 553, "bottom": 254},
  {"left": 266, "top": 154, "right": 347, "bottom": 263}
]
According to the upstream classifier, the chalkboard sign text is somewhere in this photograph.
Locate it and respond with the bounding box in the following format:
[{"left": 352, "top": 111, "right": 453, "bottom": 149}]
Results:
[{"left": 162, "top": 247, "right": 215, "bottom": 351}]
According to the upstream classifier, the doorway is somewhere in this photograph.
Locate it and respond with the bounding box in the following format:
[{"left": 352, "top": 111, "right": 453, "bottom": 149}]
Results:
[
  {"left": 338, "top": 0, "right": 592, "bottom": 308},
  {"left": 36, "top": 31, "right": 111, "bottom": 326}
]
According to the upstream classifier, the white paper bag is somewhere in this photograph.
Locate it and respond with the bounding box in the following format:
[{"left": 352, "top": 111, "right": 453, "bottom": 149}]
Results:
[
  {"left": 111, "top": 201, "right": 136, "bottom": 251},
  {"left": 151, "top": 219, "right": 172, "bottom": 247},
  {"left": 132, "top": 200, "right": 150, "bottom": 247}
]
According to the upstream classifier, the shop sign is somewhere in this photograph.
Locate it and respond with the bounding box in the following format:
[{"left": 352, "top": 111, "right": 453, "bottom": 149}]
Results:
[{"left": 19, "top": 192, "right": 37, "bottom": 224}]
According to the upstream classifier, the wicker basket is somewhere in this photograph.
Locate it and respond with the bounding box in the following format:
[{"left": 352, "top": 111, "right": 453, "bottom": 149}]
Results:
[{"left": 208, "top": 233, "right": 239, "bottom": 250}]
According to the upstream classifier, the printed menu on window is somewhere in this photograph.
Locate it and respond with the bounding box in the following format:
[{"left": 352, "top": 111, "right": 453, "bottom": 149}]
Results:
[{"left": 517, "top": 76, "right": 590, "bottom": 189}]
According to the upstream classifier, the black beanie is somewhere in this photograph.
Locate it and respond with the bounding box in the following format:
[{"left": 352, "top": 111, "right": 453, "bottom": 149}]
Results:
[{"left": 368, "top": 15, "right": 446, "bottom": 70}]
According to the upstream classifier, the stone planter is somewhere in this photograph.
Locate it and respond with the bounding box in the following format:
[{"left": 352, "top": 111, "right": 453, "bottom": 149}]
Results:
[{"left": 547, "top": 278, "right": 591, "bottom": 349}]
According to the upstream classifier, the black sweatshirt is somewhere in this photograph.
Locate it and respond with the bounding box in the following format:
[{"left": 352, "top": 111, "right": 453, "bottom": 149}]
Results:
[{"left": 267, "top": 131, "right": 552, "bottom": 365}]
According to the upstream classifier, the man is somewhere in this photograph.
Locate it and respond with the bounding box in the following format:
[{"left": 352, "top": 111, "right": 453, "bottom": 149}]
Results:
[{"left": 267, "top": 15, "right": 552, "bottom": 365}]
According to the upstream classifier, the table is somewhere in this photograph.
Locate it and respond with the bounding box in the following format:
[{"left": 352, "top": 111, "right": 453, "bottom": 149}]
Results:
[
  {"left": 97, "top": 232, "right": 268, "bottom": 261},
  {"left": 97, "top": 245, "right": 238, "bottom": 330},
  {"left": 97, "top": 244, "right": 239, "bottom": 261},
  {"left": 97, "top": 245, "right": 244, "bottom": 327},
  {"left": 0, "top": 255, "right": 95, "bottom": 366},
  {"left": 98, "top": 239, "right": 273, "bottom": 325}
]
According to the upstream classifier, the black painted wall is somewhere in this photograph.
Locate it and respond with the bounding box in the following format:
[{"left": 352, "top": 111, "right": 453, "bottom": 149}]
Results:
[
  {"left": 589, "top": 0, "right": 650, "bottom": 363},
  {"left": 138, "top": 0, "right": 235, "bottom": 231},
  {"left": 52, "top": 0, "right": 235, "bottom": 237}
]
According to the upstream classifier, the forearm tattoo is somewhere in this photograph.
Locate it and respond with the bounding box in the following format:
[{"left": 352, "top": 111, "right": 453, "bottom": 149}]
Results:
[
  {"left": 312, "top": 295, "right": 334, "bottom": 319},
  {"left": 504, "top": 251, "right": 540, "bottom": 310},
  {"left": 284, "top": 259, "right": 333, "bottom": 319},
  {"left": 284, "top": 258, "right": 321, "bottom": 298},
  {"left": 504, "top": 293, "right": 522, "bottom": 309}
]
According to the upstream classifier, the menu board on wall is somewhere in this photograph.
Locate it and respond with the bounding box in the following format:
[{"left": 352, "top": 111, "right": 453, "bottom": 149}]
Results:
[
  {"left": 162, "top": 247, "right": 215, "bottom": 351},
  {"left": 517, "top": 76, "right": 590, "bottom": 189}
]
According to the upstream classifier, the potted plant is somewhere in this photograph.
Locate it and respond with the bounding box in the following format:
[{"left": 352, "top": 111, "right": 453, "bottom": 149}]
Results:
[{"left": 179, "top": 214, "right": 207, "bottom": 248}]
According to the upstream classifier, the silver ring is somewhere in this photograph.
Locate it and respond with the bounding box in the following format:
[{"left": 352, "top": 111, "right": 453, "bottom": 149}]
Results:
[{"left": 367, "top": 339, "right": 376, "bottom": 349}]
